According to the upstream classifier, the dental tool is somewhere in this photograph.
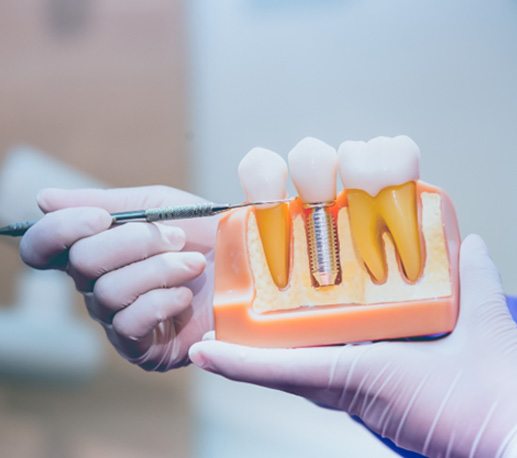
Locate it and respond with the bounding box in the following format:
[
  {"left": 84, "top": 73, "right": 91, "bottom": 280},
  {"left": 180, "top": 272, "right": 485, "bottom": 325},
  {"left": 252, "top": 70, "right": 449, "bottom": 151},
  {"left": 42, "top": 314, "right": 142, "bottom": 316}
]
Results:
[
  {"left": 288, "top": 138, "right": 341, "bottom": 287},
  {"left": 0, "top": 199, "right": 292, "bottom": 237}
]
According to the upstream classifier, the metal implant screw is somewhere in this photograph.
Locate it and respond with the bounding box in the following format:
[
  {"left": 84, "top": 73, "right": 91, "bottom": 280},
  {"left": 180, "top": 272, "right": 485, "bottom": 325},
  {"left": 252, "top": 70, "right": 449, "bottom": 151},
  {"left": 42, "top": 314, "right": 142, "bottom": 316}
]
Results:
[{"left": 305, "top": 203, "right": 341, "bottom": 287}]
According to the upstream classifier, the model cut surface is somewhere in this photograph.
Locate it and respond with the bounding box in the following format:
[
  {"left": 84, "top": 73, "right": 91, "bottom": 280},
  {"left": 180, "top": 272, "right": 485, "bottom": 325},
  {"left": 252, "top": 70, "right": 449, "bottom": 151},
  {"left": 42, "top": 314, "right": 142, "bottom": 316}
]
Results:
[{"left": 213, "top": 135, "right": 460, "bottom": 348}]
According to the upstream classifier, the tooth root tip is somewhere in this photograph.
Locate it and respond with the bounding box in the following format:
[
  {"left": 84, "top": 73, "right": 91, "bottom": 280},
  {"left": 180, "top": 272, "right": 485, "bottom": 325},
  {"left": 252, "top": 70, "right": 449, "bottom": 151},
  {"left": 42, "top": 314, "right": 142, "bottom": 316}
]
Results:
[
  {"left": 403, "top": 267, "right": 422, "bottom": 283},
  {"left": 369, "top": 271, "right": 387, "bottom": 285}
]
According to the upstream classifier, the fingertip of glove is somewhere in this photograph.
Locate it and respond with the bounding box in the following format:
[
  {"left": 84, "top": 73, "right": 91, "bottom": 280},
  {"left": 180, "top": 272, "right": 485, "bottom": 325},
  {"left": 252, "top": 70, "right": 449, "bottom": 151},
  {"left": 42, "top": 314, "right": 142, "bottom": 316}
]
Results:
[
  {"left": 19, "top": 231, "right": 38, "bottom": 268},
  {"left": 461, "top": 233, "right": 492, "bottom": 268},
  {"left": 202, "top": 331, "right": 215, "bottom": 341},
  {"left": 36, "top": 187, "right": 63, "bottom": 212},
  {"left": 164, "top": 225, "right": 187, "bottom": 249},
  {"left": 84, "top": 207, "right": 114, "bottom": 233},
  {"left": 184, "top": 252, "right": 207, "bottom": 274},
  {"left": 462, "top": 234, "right": 488, "bottom": 254},
  {"left": 189, "top": 343, "right": 209, "bottom": 369}
]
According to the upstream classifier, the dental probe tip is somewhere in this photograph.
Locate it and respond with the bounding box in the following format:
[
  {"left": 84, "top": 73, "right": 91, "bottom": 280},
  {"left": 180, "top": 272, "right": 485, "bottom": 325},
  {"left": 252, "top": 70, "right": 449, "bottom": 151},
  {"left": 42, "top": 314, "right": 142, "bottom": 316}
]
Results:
[{"left": 232, "top": 198, "right": 293, "bottom": 209}]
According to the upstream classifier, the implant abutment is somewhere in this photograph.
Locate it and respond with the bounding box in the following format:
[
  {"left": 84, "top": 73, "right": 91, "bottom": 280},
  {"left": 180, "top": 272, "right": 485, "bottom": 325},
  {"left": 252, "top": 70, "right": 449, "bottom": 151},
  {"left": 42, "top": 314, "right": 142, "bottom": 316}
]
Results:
[{"left": 304, "top": 202, "right": 341, "bottom": 287}]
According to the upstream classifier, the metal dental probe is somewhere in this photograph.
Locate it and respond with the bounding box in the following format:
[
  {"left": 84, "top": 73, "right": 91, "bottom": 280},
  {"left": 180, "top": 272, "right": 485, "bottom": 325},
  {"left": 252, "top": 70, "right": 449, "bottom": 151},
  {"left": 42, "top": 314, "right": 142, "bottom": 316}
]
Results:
[{"left": 0, "top": 199, "right": 293, "bottom": 237}]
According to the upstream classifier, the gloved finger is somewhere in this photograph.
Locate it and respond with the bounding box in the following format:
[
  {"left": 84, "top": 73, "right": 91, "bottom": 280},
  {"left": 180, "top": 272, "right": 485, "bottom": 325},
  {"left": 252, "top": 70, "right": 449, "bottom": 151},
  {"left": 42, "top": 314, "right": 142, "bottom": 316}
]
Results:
[
  {"left": 67, "top": 222, "right": 186, "bottom": 282},
  {"left": 20, "top": 207, "right": 112, "bottom": 270},
  {"left": 37, "top": 186, "right": 217, "bottom": 253},
  {"left": 457, "top": 234, "right": 508, "bottom": 331},
  {"left": 189, "top": 238, "right": 506, "bottom": 398},
  {"left": 110, "top": 286, "right": 193, "bottom": 359},
  {"left": 88, "top": 251, "right": 206, "bottom": 322},
  {"left": 188, "top": 339, "right": 380, "bottom": 393},
  {"left": 37, "top": 186, "right": 204, "bottom": 213}
]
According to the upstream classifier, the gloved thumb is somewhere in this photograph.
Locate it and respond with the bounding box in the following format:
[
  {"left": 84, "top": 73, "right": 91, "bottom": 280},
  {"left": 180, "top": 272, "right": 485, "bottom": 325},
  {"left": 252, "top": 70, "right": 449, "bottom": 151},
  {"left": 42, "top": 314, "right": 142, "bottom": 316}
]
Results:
[
  {"left": 188, "top": 338, "right": 381, "bottom": 397},
  {"left": 456, "top": 234, "right": 511, "bottom": 337},
  {"left": 37, "top": 186, "right": 205, "bottom": 214}
]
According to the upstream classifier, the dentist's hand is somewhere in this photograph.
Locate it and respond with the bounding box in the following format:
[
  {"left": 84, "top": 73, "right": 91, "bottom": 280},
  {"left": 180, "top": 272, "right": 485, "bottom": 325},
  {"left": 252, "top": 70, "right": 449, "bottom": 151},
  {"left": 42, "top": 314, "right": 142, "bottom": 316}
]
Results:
[
  {"left": 189, "top": 235, "right": 517, "bottom": 457},
  {"left": 20, "top": 186, "right": 217, "bottom": 371}
]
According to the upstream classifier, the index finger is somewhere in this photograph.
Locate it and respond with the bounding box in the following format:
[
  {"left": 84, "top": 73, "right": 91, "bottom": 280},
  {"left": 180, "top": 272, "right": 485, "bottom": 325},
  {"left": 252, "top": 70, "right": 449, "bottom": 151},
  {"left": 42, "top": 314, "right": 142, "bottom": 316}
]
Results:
[{"left": 20, "top": 207, "right": 112, "bottom": 270}]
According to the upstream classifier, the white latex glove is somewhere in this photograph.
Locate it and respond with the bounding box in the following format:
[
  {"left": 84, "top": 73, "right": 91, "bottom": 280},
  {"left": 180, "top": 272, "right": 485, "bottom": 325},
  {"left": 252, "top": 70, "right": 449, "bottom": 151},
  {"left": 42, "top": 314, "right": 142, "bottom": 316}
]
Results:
[
  {"left": 20, "top": 186, "right": 217, "bottom": 371},
  {"left": 189, "top": 235, "right": 517, "bottom": 457}
]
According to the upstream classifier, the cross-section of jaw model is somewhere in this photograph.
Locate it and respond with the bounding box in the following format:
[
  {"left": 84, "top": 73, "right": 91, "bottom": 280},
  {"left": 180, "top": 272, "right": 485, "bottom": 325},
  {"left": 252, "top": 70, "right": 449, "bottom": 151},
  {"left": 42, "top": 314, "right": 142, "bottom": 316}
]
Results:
[{"left": 213, "top": 136, "right": 460, "bottom": 348}]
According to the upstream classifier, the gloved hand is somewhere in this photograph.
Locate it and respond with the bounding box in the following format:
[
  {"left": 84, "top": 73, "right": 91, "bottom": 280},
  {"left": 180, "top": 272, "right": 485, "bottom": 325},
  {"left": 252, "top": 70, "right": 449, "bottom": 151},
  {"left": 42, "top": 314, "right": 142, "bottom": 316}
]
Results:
[
  {"left": 189, "top": 235, "right": 517, "bottom": 457},
  {"left": 20, "top": 186, "right": 217, "bottom": 371}
]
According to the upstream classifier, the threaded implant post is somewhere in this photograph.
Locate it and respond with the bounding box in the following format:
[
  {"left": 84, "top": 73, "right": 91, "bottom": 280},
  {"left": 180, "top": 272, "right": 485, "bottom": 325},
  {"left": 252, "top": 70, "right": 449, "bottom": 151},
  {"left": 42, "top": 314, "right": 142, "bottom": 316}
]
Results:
[{"left": 305, "top": 203, "right": 340, "bottom": 287}]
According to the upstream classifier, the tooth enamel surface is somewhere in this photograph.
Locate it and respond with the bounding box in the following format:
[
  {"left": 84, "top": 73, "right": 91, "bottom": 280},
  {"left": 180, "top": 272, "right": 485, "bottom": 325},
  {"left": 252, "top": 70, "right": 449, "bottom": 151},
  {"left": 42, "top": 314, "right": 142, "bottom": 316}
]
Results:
[
  {"left": 338, "top": 136, "right": 423, "bottom": 283},
  {"left": 339, "top": 135, "right": 420, "bottom": 197},
  {"left": 238, "top": 147, "right": 288, "bottom": 202},
  {"left": 288, "top": 137, "right": 338, "bottom": 203},
  {"left": 238, "top": 147, "right": 290, "bottom": 288}
]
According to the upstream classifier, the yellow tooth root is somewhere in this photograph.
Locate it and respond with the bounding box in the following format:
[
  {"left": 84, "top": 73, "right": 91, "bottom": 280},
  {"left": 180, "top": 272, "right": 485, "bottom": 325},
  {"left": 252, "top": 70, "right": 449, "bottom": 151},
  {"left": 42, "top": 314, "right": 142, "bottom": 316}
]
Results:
[
  {"left": 255, "top": 204, "right": 291, "bottom": 288},
  {"left": 346, "top": 191, "right": 387, "bottom": 283},
  {"left": 347, "top": 182, "right": 423, "bottom": 284},
  {"left": 377, "top": 182, "right": 423, "bottom": 282}
]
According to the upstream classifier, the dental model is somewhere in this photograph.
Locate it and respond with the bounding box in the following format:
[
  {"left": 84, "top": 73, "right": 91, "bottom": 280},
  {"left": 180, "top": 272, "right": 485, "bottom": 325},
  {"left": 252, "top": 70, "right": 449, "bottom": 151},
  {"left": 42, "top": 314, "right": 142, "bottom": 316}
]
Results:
[{"left": 213, "top": 136, "right": 460, "bottom": 348}]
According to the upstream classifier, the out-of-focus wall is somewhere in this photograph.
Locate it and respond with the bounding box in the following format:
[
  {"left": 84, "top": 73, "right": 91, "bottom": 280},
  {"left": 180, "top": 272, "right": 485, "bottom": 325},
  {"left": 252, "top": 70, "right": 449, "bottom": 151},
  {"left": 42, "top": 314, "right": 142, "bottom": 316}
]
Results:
[
  {"left": 0, "top": 0, "right": 189, "bottom": 303},
  {"left": 0, "top": 0, "right": 188, "bottom": 186},
  {"left": 0, "top": 2, "right": 193, "bottom": 457}
]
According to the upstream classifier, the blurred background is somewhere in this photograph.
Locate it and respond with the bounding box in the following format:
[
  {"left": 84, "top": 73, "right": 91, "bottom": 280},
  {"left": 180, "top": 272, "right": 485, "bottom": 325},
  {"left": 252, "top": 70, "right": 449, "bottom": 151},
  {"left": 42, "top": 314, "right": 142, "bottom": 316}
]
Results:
[{"left": 0, "top": 0, "right": 515, "bottom": 457}]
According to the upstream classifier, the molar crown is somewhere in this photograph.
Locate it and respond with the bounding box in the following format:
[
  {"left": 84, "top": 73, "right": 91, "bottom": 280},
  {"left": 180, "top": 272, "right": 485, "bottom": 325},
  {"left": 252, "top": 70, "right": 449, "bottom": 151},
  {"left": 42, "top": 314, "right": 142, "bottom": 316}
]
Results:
[{"left": 338, "top": 135, "right": 420, "bottom": 196}]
